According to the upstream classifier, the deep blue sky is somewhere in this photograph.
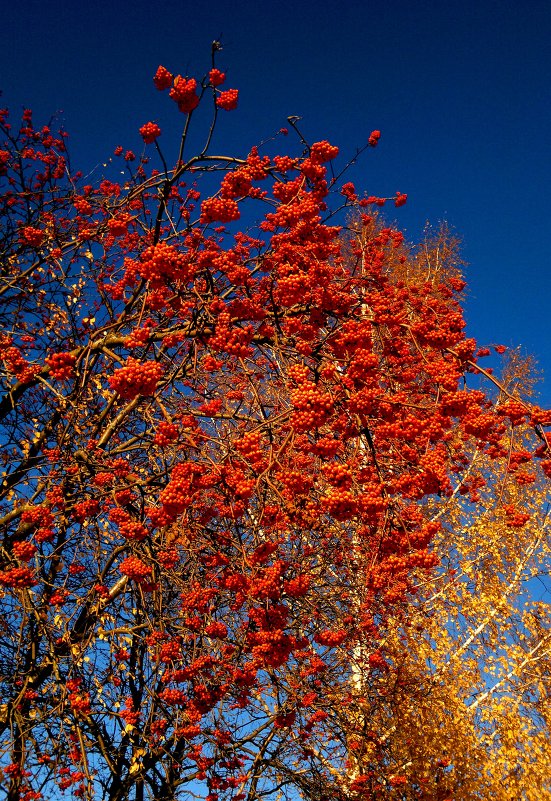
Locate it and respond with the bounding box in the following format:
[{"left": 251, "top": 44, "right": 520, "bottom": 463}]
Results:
[{"left": 2, "top": 0, "right": 550, "bottom": 403}]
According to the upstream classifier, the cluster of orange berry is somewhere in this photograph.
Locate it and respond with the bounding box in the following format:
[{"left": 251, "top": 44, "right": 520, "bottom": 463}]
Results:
[
  {"left": 2, "top": 344, "right": 39, "bottom": 383},
  {"left": 120, "top": 698, "right": 140, "bottom": 726},
  {"left": 249, "top": 561, "right": 285, "bottom": 602},
  {"left": 220, "top": 168, "right": 252, "bottom": 198},
  {"left": 20, "top": 226, "right": 44, "bottom": 247},
  {"left": 200, "top": 196, "right": 240, "bottom": 224},
  {"left": 204, "top": 621, "right": 228, "bottom": 638},
  {"left": 139, "top": 241, "right": 191, "bottom": 283},
  {"left": 216, "top": 89, "right": 239, "bottom": 110},
  {"left": 12, "top": 540, "right": 37, "bottom": 561},
  {"left": 154, "top": 421, "right": 179, "bottom": 446},
  {"left": 291, "top": 382, "right": 334, "bottom": 432},
  {"left": 283, "top": 574, "right": 310, "bottom": 598},
  {"left": 107, "top": 212, "right": 133, "bottom": 237},
  {"left": 159, "top": 688, "right": 187, "bottom": 705},
  {"left": 250, "top": 628, "right": 296, "bottom": 669},
  {"left": 109, "top": 358, "right": 162, "bottom": 399},
  {"left": 67, "top": 679, "right": 92, "bottom": 716},
  {"left": 0, "top": 566, "right": 37, "bottom": 588},
  {"left": 309, "top": 140, "right": 339, "bottom": 163},
  {"left": 139, "top": 121, "right": 161, "bottom": 144},
  {"left": 323, "top": 488, "right": 358, "bottom": 520},
  {"left": 119, "top": 555, "right": 151, "bottom": 582},
  {"left": 157, "top": 547, "right": 179, "bottom": 569},
  {"left": 234, "top": 430, "right": 266, "bottom": 467},
  {"left": 159, "top": 476, "right": 192, "bottom": 518},
  {"left": 503, "top": 504, "right": 531, "bottom": 528},
  {"left": 46, "top": 351, "right": 76, "bottom": 380},
  {"left": 323, "top": 462, "right": 353, "bottom": 488},
  {"left": 158, "top": 638, "right": 182, "bottom": 663},
  {"left": 169, "top": 76, "right": 200, "bottom": 113}
]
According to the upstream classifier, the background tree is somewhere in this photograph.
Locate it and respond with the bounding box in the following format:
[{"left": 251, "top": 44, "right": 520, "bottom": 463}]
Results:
[{"left": 0, "top": 55, "right": 550, "bottom": 801}]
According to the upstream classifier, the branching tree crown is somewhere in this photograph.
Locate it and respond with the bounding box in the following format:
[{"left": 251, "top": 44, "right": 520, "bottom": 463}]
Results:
[{"left": 0, "top": 56, "right": 550, "bottom": 801}]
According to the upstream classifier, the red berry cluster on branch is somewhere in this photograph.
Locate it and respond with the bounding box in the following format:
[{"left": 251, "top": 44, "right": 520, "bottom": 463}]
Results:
[
  {"left": 0, "top": 566, "right": 37, "bottom": 588},
  {"left": 139, "top": 121, "right": 161, "bottom": 144},
  {"left": 291, "top": 382, "right": 334, "bottom": 432},
  {"left": 159, "top": 688, "right": 187, "bottom": 705},
  {"left": 216, "top": 89, "right": 239, "bottom": 111},
  {"left": 200, "top": 197, "right": 240, "bottom": 224},
  {"left": 368, "top": 129, "right": 381, "bottom": 146},
  {"left": 209, "top": 68, "right": 226, "bottom": 86},
  {"left": 169, "top": 76, "right": 200, "bottom": 113},
  {"left": 109, "top": 508, "right": 148, "bottom": 541},
  {"left": 108, "top": 358, "right": 163, "bottom": 399},
  {"left": 119, "top": 556, "right": 152, "bottom": 582},
  {"left": 20, "top": 226, "right": 45, "bottom": 247},
  {"left": 154, "top": 421, "right": 179, "bottom": 446},
  {"left": 153, "top": 65, "right": 173, "bottom": 91},
  {"left": 45, "top": 351, "right": 76, "bottom": 380},
  {"left": 13, "top": 540, "right": 37, "bottom": 561},
  {"left": 1, "top": 343, "right": 39, "bottom": 383},
  {"left": 137, "top": 241, "right": 194, "bottom": 284},
  {"left": 310, "top": 140, "right": 339, "bottom": 163}
]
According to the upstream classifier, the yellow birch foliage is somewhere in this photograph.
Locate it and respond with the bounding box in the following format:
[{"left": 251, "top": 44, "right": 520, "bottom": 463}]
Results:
[{"left": 358, "top": 389, "right": 551, "bottom": 799}]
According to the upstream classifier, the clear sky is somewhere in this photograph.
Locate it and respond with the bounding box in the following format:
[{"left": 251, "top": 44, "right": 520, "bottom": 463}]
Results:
[{"left": 2, "top": 0, "right": 550, "bottom": 403}]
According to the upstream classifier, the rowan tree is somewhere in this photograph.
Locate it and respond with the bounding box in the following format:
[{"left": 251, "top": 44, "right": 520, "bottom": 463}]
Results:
[{"left": 0, "top": 52, "right": 550, "bottom": 801}]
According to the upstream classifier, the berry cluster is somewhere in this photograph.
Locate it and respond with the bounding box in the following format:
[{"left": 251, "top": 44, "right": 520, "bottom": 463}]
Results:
[
  {"left": 235, "top": 430, "right": 266, "bottom": 468},
  {"left": 139, "top": 121, "right": 161, "bottom": 144},
  {"left": 110, "top": 508, "right": 148, "bottom": 542},
  {"left": 309, "top": 140, "right": 339, "bottom": 164},
  {"left": 138, "top": 241, "right": 192, "bottom": 284},
  {"left": 12, "top": 540, "right": 37, "bottom": 561},
  {"left": 158, "top": 638, "right": 182, "bottom": 663},
  {"left": 283, "top": 574, "right": 310, "bottom": 598},
  {"left": 20, "top": 226, "right": 45, "bottom": 247},
  {"left": 2, "top": 344, "right": 39, "bottom": 383},
  {"left": 220, "top": 168, "right": 253, "bottom": 199},
  {"left": 200, "top": 197, "right": 240, "bottom": 224},
  {"left": 291, "top": 382, "right": 334, "bottom": 432},
  {"left": 323, "top": 462, "right": 352, "bottom": 488},
  {"left": 119, "top": 556, "right": 152, "bottom": 582},
  {"left": 208, "top": 316, "right": 254, "bottom": 357},
  {"left": 45, "top": 351, "right": 76, "bottom": 380},
  {"left": 153, "top": 65, "right": 173, "bottom": 91},
  {"left": 120, "top": 697, "right": 141, "bottom": 726},
  {"left": 314, "top": 629, "right": 347, "bottom": 647},
  {"left": 157, "top": 547, "right": 179, "bottom": 569},
  {"left": 222, "top": 465, "right": 255, "bottom": 499},
  {"left": 169, "top": 76, "right": 200, "bottom": 113},
  {"left": 125, "top": 323, "right": 153, "bottom": 349},
  {"left": 159, "top": 688, "right": 187, "bottom": 705},
  {"left": 368, "top": 129, "right": 381, "bottom": 146},
  {"left": 107, "top": 213, "right": 133, "bottom": 237},
  {"left": 50, "top": 589, "right": 69, "bottom": 605},
  {"left": 159, "top": 478, "right": 192, "bottom": 519},
  {"left": 323, "top": 488, "right": 358, "bottom": 521},
  {"left": 209, "top": 68, "right": 226, "bottom": 86},
  {"left": 154, "top": 421, "right": 179, "bottom": 446},
  {"left": 503, "top": 504, "right": 531, "bottom": 528},
  {"left": 250, "top": 561, "right": 285, "bottom": 602},
  {"left": 0, "top": 148, "right": 10, "bottom": 175},
  {"left": 68, "top": 690, "right": 92, "bottom": 716},
  {"left": 249, "top": 627, "right": 297, "bottom": 669},
  {"left": 0, "top": 566, "right": 37, "bottom": 588},
  {"left": 204, "top": 621, "right": 228, "bottom": 638},
  {"left": 109, "top": 358, "right": 163, "bottom": 399},
  {"left": 216, "top": 89, "right": 239, "bottom": 111}
]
